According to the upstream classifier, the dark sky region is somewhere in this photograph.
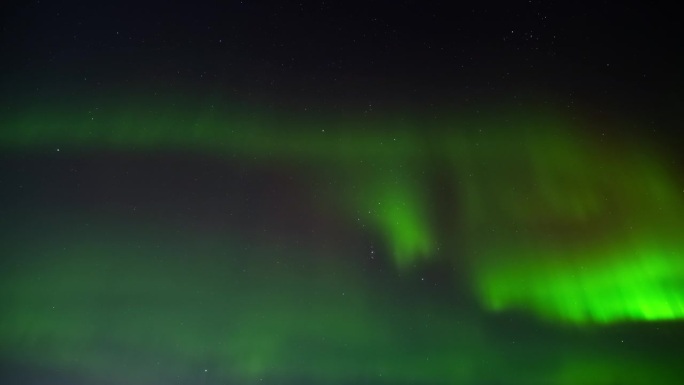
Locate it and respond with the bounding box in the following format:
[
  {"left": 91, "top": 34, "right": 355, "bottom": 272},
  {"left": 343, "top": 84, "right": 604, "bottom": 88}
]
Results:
[{"left": 1, "top": 1, "right": 683, "bottom": 384}]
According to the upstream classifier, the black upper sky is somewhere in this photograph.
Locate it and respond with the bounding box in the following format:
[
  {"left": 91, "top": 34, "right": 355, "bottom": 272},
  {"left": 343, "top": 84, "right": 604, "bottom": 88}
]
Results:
[{"left": 1, "top": 1, "right": 682, "bottom": 122}]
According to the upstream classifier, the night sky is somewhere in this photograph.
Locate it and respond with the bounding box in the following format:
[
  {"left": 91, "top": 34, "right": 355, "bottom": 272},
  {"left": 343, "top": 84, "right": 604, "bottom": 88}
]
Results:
[{"left": 1, "top": 1, "right": 683, "bottom": 384}]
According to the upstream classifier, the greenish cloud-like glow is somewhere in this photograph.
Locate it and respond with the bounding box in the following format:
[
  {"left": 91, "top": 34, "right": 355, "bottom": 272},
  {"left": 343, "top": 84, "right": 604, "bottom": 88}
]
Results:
[
  {"left": 1, "top": 215, "right": 680, "bottom": 385},
  {"left": 0, "top": 218, "right": 490, "bottom": 384},
  {"left": 2, "top": 97, "right": 683, "bottom": 328},
  {"left": 458, "top": 127, "right": 684, "bottom": 323}
]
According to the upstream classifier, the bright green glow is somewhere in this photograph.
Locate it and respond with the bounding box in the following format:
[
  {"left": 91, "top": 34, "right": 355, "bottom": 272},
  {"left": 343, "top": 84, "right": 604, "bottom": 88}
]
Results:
[
  {"left": 457, "top": 124, "right": 684, "bottom": 324},
  {"left": 475, "top": 243, "right": 684, "bottom": 323},
  {"left": 2, "top": 96, "right": 684, "bottom": 326}
]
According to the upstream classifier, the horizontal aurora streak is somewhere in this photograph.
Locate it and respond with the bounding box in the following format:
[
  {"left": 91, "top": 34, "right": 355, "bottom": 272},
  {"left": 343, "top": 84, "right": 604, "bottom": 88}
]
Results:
[
  {"left": 2, "top": 212, "right": 681, "bottom": 385},
  {"left": 1, "top": 96, "right": 683, "bottom": 384}
]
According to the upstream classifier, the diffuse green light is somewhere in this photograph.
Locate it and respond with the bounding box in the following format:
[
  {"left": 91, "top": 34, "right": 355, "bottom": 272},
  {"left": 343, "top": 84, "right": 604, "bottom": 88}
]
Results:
[
  {"left": 460, "top": 127, "right": 684, "bottom": 324},
  {"left": 0, "top": 219, "right": 492, "bottom": 384},
  {"left": 2, "top": 97, "right": 684, "bottom": 325},
  {"left": 372, "top": 186, "right": 433, "bottom": 268}
]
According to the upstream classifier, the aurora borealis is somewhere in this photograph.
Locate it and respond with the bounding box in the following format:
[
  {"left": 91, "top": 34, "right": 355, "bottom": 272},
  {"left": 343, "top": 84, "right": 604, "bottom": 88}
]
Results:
[{"left": 1, "top": 1, "right": 683, "bottom": 384}]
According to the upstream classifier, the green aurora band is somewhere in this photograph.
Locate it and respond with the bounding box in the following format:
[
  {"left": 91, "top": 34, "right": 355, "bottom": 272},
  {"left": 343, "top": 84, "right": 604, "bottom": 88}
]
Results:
[
  {"left": 1, "top": 97, "right": 683, "bottom": 325},
  {"left": 1, "top": 95, "right": 684, "bottom": 383}
]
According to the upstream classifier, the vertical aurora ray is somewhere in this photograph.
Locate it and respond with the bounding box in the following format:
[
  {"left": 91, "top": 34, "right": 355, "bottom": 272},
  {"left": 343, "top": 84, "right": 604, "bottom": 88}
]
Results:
[
  {"left": 370, "top": 185, "right": 433, "bottom": 268},
  {"left": 345, "top": 168, "right": 434, "bottom": 269}
]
